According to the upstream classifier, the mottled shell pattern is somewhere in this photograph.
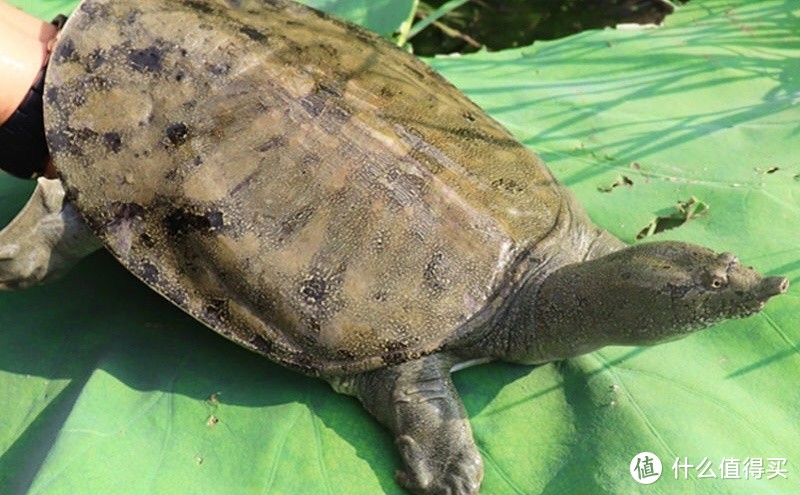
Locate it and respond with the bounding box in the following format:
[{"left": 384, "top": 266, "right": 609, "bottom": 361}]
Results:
[{"left": 44, "top": 0, "right": 582, "bottom": 375}]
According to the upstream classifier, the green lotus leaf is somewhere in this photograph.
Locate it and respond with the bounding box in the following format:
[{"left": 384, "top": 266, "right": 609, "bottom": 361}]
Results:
[{"left": 1, "top": 0, "right": 798, "bottom": 493}]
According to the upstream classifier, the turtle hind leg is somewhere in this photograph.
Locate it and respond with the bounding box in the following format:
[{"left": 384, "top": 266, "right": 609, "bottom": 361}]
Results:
[
  {"left": 332, "top": 354, "right": 483, "bottom": 494},
  {"left": 0, "top": 178, "right": 102, "bottom": 290}
]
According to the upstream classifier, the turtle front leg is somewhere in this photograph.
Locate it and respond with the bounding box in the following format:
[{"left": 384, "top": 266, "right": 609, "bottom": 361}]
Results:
[
  {"left": 333, "top": 354, "right": 483, "bottom": 494},
  {"left": 0, "top": 177, "right": 102, "bottom": 289}
]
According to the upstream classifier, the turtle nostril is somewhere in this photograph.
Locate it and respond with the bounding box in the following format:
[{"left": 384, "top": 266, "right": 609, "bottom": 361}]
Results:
[{"left": 761, "top": 276, "right": 789, "bottom": 297}]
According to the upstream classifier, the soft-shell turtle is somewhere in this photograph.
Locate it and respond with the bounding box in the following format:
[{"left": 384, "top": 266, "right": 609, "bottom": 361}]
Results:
[{"left": 0, "top": 0, "right": 789, "bottom": 493}]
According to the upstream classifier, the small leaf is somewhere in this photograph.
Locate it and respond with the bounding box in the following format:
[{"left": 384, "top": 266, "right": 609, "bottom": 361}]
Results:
[
  {"left": 597, "top": 174, "right": 634, "bottom": 193},
  {"left": 636, "top": 197, "right": 710, "bottom": 240}
]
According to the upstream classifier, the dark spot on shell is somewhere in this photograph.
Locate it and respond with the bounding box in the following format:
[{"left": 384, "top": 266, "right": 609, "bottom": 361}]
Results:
[
  {"left": 301, "top": 274, "right": 328, "bottom": 304},
  {"left": 325, "top": 105, "right": 351, "bottom": 125},
  {"left": 423, "top": 251, "right": 449, "bottom": 293},
  {"left": 257, "top": 135, "right": 288, "bottom": 152},
  {"left": 316, "top": 83, "right": 342, "bottom": 98},
  {"left": 44, "top": 87, "right": 59, "bottom": 105},
  {"left": 125, "top": 10, "right": 141, "bottom": 25},
  {"left": 278, "top": 205, "right": 315, "bottom": 242},
  {"left": 384, "top": 340, "right": 409, "bottom": 353},
  {"left": 295, "top": 266, "right": 345, "bottom": 326},
  {"left": 140, "top": 263, "right": 160, "bottom": 284},
  {"left": 63, "top": 185, "right": 80, "bottom": 202},
  {"left": 183, "top": 0, "right": 214, "bottom": 14},
  {"left": 73, "top": 127, "right": 98, "bottom": 142},
  {"left": 305, "top": 317, "right": 321, "bottom": 336},
  {"left": 86, "top": 48, "right": 106, "bottom": 72},
  {"left": 46, "top": 129, "right": 84, "bottom": 156},
  {"left": 300, "top": 97, "right": 322, "bottom": 117},
  {"left": 165, "top": 287, "right": 188, "bottom": 306},
  {"left": 249, "top": 334, "right": 274, "bottom": 354},
  {"left": 204, "top": 298, "right": 228, "bottom": 324},
  {"left": 240, "top": 26, "right": 267, "bottom": 41},
  {"left": 165, "top": 208, "right": 224, "bottom": 238},
  {"left": 380, "top": 86, "right": 398, "bottom": 98},
  {"left": 382, "top": 349, "right": 407, "bottom": 366},
  {"left": 128, "top": 46, "right": 164, "bottom": 73},
  {"left": 408, "top": 149, "right": 445, "bottom": 175},
  {"left": 300, "top": 82, "right": 344, "bottom": 118},
  {"left": 107, "top": 202, "right": 145, "bottom": 230},
  {"left": 302, "top": 153, "right": 320, "bottom": 166},
  {"left": 79, "top": 0, "right": 102, "bottom": 15},
  {"left": 403, "top": 62, "right": 428, "bottom": 82},
  {"left": 490, "top": 177, "right": 525, "bottom": 194},
  {"left": 463, "top": 111, "right": 477, "bottom": 122},
  {"left": 206, "top": 211, "right": 223, "bottom": 229},
  {"left": 207, "top": 63, "right": 230, "bottom": 76},
  {"left": 175, "top": 71, "right": 186, "bottom": 82},
  {"left": 139, "top": 233, "right": 156, "bottom": 248},
  {"left": 229, "top": 170, "right": 258, "bottom": 196},
  {"left": 165, "top": 123, "right": 189, "bottom": 146},
  {"left": 345, "top": 23, "right": 375, "bottom": 45},
  {"left": 318, "top": 43, "right": 338, "bottom": 58},
  {"left": 53, "top": 39, "right": 77, "bottom": 64},
  {"left": 335, "top": 348, "right": 357, "bottom": 360},
  {"left": 103, "top": 132, "right": 122, "bottom": 153}
]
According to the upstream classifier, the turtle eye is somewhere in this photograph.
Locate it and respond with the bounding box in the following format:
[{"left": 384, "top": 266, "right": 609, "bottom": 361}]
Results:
[{"left": 702, "top": 269, "right": 728, "bottom": 290}]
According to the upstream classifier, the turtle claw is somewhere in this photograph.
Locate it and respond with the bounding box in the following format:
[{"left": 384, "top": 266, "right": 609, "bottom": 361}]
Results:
[
  {"left": 349, "top": 355, "right": 485, "bottom": 494},
  {"left": 395, "top": 434, "right": 483, "bottom": 495}
]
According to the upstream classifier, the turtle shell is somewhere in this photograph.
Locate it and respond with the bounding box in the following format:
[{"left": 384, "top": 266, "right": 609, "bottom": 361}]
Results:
[{"left": 44, "top": 0, "right": 579, "bottom": 375}]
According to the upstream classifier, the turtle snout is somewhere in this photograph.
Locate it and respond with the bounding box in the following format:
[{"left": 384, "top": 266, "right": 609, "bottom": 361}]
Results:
[
  {"left": 718, "top": 252, "right": 738, "bottom": 268},
  {"left": 760, "top": 276, "right": 789, "bottom": 298}
]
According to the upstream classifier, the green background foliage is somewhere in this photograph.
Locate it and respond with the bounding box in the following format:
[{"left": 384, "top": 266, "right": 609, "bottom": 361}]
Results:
[{"left": 1, "top": 0, "right": 798, "bottom": 493}]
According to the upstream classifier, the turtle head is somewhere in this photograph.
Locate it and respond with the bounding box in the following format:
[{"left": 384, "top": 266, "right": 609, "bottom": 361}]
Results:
[
  {"left": 514, "top": 241, "right": 788, "bottom": 363},
  {"left": 590, "top": 241, "right": 788, "bottom": 343}
]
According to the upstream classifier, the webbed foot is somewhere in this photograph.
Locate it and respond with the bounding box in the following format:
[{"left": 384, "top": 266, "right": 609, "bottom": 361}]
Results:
[
  {"left": 0, "top": 178, "right": 101, "bottom": 289},
  {"left": 338, "top": 354, "right": 483, "bottom": 495},
  {"left": 396, "top": 434, "right": 482, "bottom": 495}
]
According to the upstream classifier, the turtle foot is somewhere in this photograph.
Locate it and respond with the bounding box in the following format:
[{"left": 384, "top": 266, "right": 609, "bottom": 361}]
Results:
[
  {"left": 344, "top": 354, "right": 484, "bottom": 495},
  {"left": 396, "top": 434, "right": 483, "bottom": 495},
  {"left": 0, "top": 178, "right": 101, "bottom": 289}
]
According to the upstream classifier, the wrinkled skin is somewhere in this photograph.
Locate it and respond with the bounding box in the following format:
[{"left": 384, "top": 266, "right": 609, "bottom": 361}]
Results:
[
  {"left": 0, "top": 0, "right": 790, "bottom": 493},
  {"left": 501, "top": 241, "right": 789, "bottom": 364}
]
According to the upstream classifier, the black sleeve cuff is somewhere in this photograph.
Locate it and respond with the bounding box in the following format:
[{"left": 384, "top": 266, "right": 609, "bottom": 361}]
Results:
[{"left": 0, "top": 67, "right": 49, "bottom": 179}]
